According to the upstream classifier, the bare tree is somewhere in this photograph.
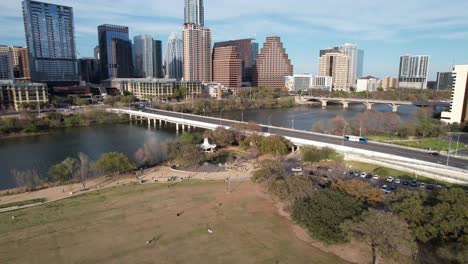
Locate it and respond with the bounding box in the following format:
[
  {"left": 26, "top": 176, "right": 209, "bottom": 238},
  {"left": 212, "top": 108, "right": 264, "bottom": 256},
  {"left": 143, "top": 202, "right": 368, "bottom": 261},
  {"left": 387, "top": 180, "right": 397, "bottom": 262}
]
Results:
[
  {"left": 11, "top": 169, "right": 41, "bottom": 190},
  {"left": 78, "top": 152, "right": 90, "bottom": 190}
]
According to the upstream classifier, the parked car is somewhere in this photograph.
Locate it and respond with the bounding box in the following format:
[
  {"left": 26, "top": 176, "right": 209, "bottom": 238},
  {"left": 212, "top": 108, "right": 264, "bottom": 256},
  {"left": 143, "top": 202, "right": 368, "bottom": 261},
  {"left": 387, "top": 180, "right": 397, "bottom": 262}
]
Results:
[
  {"left": 292, "top": 167, "right": 303, "bottom": 173},
  {"left": 381, "top": 184, "right": 388, "bottom": 190},
  {"left": 360, "top": 172, "right": 368, "bottom": 178},
  {"left": 365, "top": 174, "right": 373, "bottom": 179},
  {"left": 429, "top": 152, "right": 440, "bottom": 156},
  {"left": 395, "top": 179, "right": 401, "bottom": 184},
  {"left": 386, "top": 177, "right": 394, "bottom": 183},
  {"left": 427, "top": 185, "right": 434, "bottom": 190},
  {"left": 419, "top": 183, "right": 426, "bottom": 188},
  {"left": 390, "top": 185, "right": 397, "bottom": 191},
  {"left": 410, "top": 180, "right": 418, "bottom": 187},
  {"left": 402, "top": 180, "right": 409, "bottom": 186},
  {"left": 372, "top": 175, "right": 380, "bottom": 180}
]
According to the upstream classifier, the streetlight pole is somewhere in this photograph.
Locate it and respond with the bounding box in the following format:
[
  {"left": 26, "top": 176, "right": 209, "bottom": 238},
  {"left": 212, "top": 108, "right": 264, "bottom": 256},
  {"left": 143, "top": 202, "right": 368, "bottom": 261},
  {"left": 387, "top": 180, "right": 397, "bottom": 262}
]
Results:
[
  {"left": 292, "top": 114, "right": 295, "bottom": 130},
  {"left": 447, "top": 136, "right": 453, "bottom": 166},
  {"left": 359, "top": 120, "right": 363, "bottom": 138},
  {"left": 456, "top": 134, "right": 461, "bottom": 155}
]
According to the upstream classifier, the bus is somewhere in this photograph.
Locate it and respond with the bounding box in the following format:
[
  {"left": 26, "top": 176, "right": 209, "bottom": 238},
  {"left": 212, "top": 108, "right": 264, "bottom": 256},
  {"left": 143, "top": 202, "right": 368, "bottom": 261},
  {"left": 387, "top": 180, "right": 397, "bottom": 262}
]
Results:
[{"left": 344, "top": 135, "right": 368, "bottom": 143}]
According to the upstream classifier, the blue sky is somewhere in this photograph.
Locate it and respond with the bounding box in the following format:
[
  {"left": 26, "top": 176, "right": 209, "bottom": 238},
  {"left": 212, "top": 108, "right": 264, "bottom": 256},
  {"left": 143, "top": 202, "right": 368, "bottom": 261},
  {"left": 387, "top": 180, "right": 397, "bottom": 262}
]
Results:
[{"left": 1, "top": 0, "right": 468, "bottom": 79}]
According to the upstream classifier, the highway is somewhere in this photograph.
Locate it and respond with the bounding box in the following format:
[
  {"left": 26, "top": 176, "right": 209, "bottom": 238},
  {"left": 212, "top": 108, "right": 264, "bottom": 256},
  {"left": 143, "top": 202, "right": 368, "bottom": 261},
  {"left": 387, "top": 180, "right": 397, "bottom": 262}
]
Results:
[{"left": 141, "top": 108, "right": 468, "bottom": 170}]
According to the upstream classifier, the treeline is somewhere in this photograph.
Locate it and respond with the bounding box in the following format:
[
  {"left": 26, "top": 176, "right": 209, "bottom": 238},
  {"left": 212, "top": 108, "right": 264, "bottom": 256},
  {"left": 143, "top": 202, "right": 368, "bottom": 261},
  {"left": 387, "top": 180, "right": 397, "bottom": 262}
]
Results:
[
  {"left": 252, "top": 148, "right": 467, "bottom": 264},
  {"left": 0, "top": 110, "right": 127, "bottom": 137},
  {"left": 305, "top": 89, "right": 451, "bottom": 102}
]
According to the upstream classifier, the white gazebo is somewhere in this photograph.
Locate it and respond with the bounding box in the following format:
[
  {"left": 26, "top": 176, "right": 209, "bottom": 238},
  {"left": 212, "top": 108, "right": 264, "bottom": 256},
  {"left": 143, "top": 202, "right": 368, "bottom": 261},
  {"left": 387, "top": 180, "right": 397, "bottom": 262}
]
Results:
[{"left": 199, "top": 138, "right": 217, "bottom": 153}]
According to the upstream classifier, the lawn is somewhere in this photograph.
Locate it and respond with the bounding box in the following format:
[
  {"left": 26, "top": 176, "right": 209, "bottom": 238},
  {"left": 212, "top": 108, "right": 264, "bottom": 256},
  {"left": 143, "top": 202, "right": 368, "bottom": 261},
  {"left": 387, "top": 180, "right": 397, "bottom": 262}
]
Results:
[
  {"left": 0, "top": 180, "right": 347, "bottom": 264},
  {"left": 367, "top": 136, "right": 467, "bottom": 152}
]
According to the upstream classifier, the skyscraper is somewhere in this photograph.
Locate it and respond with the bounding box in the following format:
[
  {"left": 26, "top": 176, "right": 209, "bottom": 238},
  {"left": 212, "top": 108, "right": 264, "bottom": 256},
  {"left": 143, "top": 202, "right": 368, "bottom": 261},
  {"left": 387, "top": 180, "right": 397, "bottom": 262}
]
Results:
[
  {"left": 183, "top": 24, "right": 212, "bottom": 82},
  {"left": 214, "top": 39, "right": 258, "bottom": 84},
  {"left": 318, "top": 52, "right": 350, "bottom": 91},
  {"left": 357, "top": 49, "right": 364, "bottom": 79},
  {"left": 152, "top": 40, "right": 163, "bottom": 78},
  {"left": 213, "top": 46, "right": 242, "bottom": 89},
  {"left": 133, "top": 35, "right": 154, "bottom": 78},
  {"left": 94, "top": 46, "right": 100, "bottom": 60},
  {"left": 398, "top": 55, "right": 430, "bottom": 89},
  {"left": 441, "top": 65, "right": 468, "bottom": 124},
  {"left": 320, "top": 47, "right": 341, "bottom": 57},
  {"left": 0, "top": 46, "right": 14, "bottom": 82},
  {"left": 79, "top": 58, "right": 101, "bottom": 84},
  {"left": 254, "top": 36, "right": 293, "bottom": 89},
  {"left": 98, "top": 24, "right": 133, "bottom": 79},
  {"left": 341, "top": 43, "right": 358, "bottom": 85},
  {"left": 185, "top": 0, "right": 204, "bottom": 26},
  {"left": 22, "top": 0, "right": 79, "bottom": 85},
  {"left": 165, "top": 32, "right": 183, "bottom": 80}
]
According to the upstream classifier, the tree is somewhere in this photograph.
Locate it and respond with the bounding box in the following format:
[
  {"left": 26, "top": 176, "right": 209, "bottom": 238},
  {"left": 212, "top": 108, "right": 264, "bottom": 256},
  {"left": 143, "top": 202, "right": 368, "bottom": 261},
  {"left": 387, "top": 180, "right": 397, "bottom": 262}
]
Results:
[
  {"left": 94, "top": 152, "right": 136, "bottom": 175},
  {"left": 11, "top": 169, "right": 41, "bottom": 190},
  {"left": 328, "top": 115, "right": 349, "bottom": 136},
  {"left": 342, "top": 209, "right": 417, "bottom": 264},
  {"left": 292, "top": 189, "right": 365, "bottom": 243},
  {"left": 78, "top": 152, "right": 90, "bottom": 189},
  {"left": 167, "top": 142, "right": 204, "bottom": 167},
  {"left": 204, "top": 127, "right": 237, "bottom": 147},
  {"left": 258, "top": 135, "right": 291, "bottom": 156},
  {"left": 251, "top": 159, "right": 286, "bottom": 183},
  {"left": 388, "top": 190, "right": 428, "bottom": 234},
  {"left": 301, "top": 146, "right": 338, "bottom": 163},
  {"left": 179, "top": 132, "right": 197, "bottom": 144},
  {"left": 48, "top": 157, "right": 78, "bottom": 182},
  {"left": 332, "top": 180, "right": 385, "bottom": 205}
]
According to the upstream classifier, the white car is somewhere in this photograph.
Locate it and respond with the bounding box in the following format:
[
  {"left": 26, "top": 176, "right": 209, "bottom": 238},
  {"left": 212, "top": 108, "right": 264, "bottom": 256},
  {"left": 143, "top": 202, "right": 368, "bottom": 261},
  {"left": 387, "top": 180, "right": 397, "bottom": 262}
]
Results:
[
  {"left": 386, "top": 177, "right": 394, "bottom": 183},
  {"left": 372, "top": 175, "right": 380, "bottom": 180},
  {"left": 360, "top": 172, "right": 368, "bottom": 178},
  {"left": 292, "top": 167, "right": 303, "bottom": 173},
  {"left": 395, "top": 179, "right": 401, "bottom": 184},
  {"left": 420, "top": 183, "right": 426, "bottom": 188}
]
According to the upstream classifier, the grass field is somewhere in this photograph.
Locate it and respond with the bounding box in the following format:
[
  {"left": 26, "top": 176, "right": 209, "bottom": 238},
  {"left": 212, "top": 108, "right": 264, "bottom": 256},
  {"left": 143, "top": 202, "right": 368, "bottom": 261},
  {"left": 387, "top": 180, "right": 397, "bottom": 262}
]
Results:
[
  {"left": 0, "top": 180, "right": 347, "bottom": 264},
  {"left": 367, "top": 136, "right": 467, "bottom": 152}
]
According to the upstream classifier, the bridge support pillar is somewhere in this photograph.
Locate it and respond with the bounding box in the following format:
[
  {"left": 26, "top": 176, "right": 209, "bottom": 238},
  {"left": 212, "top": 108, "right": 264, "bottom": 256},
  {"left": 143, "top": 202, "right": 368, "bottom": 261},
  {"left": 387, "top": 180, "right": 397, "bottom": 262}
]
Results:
[
  {"left": 364, "top": 102, "right": 374, "bottom": 110},
  {"left": 129, "top": 114, "right": 132, "bottom": 122},
  {"left": 182, "top": 124, "right": 185, "bottom": 131},
  {"left": 176, "top": 123, "right": 179, "bottom": 131},
  {"left": 148, "top": 118, "right": 151, "bottom": 127},
  {"left": 340, "top": 101, "right": 349, "bottom": 109},
  {"left": 320, "top": 100, "right": 328, "bottom": 108},
  {"left": 390, "top": 103, "right": 399, "bottom": 113},
  {"left": 159, "top": 119, "right": 162, "bottom": 126}
]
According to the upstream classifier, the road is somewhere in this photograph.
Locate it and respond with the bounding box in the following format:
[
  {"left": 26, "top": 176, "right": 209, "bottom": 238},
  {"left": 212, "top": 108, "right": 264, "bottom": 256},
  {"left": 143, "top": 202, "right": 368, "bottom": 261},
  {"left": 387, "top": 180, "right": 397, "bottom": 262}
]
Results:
[{"left": 141, "top": 108, "right": 468, "bottom": 170}]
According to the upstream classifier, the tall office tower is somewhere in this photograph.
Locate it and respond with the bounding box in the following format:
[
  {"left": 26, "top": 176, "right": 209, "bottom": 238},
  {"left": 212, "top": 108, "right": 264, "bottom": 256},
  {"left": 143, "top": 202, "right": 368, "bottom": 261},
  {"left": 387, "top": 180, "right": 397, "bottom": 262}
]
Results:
[
  {"left": 436, "top": 72, "right": 453, "bottom": 91},
  {"left": 134, "top": 35, "right": 154, "bottom": 78},
  {"left": 254, "top": 36, "right": 293, "bottom": 89},
  {"left": 320, "top": 47, "right": 341, "bottom": 57},
  {"left": 213, "top": 39, "right": 257, "bottom": 84},
  {"left": 398, "top": 55, "right": 430, "bottom": 89},
  {"left": 183, "top": 24, "right": 212, "bottom": 82},
  {"left": 94, "top": 46, "right": 100, "bottom": 60},
  {"left": 98, "top": 24, "right": 133, "bottom": 79},
  {"left": 357, "top": 49, "right": 364, "bottom": 79},
  {"left": 184, "top": 0, "right": 204, "bottom": 26},
  {"left": 79, "top": 58, "right": 101, "bottom": 84},
  {"left": 318, "top": 52, "right": 351, "bottom": 91},
  {"left": 22, "top": 0, "right": 79, "bottom": 85},
  {"left": 165, "top": 32, "right": 183, "bottom": 79},
  {"left": 153, "top": 40, "right": 163, "bottom": 78},
  {"left": 251, "top": 41, "right": 259, "bottom": 64},
  {"left": 441, "top": 65, "right": 468, "bottom": 124},
  {"left": 0, "top": 47, "right": 14, "bottom": 81},
  {"left": 212, "top": 46, "right": 242, "bottom": 89},
  {"left": 340, "top": 43, "right": 358, "bottom": 85}
]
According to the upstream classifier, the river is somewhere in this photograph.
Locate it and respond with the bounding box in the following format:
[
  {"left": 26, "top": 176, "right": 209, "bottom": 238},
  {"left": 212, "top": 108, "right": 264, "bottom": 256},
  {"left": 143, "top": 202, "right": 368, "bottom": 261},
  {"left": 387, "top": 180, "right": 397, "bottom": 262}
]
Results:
[{"left": 0, "top": 104, "right": 424, "bottom": 190}]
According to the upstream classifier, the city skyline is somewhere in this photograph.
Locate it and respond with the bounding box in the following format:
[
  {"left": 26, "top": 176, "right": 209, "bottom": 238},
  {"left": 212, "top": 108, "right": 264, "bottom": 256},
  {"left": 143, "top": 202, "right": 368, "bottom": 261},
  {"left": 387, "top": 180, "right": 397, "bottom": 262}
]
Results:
[{"left": 1, "top": 0, "right": 467, "bottom": 79}]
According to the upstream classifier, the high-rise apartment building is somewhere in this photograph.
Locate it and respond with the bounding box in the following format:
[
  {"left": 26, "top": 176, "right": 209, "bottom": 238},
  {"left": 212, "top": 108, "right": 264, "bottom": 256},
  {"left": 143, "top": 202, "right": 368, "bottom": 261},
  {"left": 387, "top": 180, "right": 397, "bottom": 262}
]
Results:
[
  {"left": 185, "top": 0, "right": 204, "bottom": 26},
  {"left": 341, "top": 43, "right": 358, "bottom": 85},
  {"left": 357, "top": 49, "right": 364, "bottom": 78},
  {"left": 254, "top": 36, "right": 293, "bottom": 89},
  {"left": 98, "top": 24, "right": 133, "bottom": 79},
  {"left": 183, "top": 24, "right": 212, "bottom": 82},
  {"left": 398, "top": 55, "right": 430, "bottom": 89},
  {"left": 318, "top": 52, "right": 350, "bottom": 91},
  {"left": 441, "top": 65, "right": 468, "bottom": 124},
  {"left": 0, "top": 47, "right": 14, "bottom": 82},
  {"left": 212, "top": 46, "right": 242, "bottom": 89},
  {"left": 22, "top": 0, "right": 79, "bottom": 85},
  {"left": 133, "top": 35, "right": 154, "bottom": 78},
  {"left": 436, "top": 72, "right": 453, "bottom": 91},
  {"left": 0, "top": 46, "right": 30, "bottom": 81},
  {"left": 94, "top": 46, "right": 100, "bottom": 60},
  {"left": 153, "top": 40, "right": 163, "bottom": 78},
  {"left": 214, "top": 39, "right": 258, "bottom": 84},
  {"left": 165, "top": 32, "right": 183, "bottom": 80}
]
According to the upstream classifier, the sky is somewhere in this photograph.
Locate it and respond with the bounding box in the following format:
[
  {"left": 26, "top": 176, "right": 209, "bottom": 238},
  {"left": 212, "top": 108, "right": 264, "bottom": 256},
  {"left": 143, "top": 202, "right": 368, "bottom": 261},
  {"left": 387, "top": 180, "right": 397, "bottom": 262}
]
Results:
[{"left": 1, "top": 0, "right": 468, "bottom": 79}]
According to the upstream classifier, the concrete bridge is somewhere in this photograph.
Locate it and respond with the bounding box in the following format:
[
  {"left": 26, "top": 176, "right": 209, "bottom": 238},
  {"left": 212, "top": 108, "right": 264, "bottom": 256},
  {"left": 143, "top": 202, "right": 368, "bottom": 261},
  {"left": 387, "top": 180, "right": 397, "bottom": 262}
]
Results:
[
  {"left": 108, "top": 108, "right": 468, "bottom": 185},
  {"left": 298, "top": 96, "right": 433, "bottom": 112}
]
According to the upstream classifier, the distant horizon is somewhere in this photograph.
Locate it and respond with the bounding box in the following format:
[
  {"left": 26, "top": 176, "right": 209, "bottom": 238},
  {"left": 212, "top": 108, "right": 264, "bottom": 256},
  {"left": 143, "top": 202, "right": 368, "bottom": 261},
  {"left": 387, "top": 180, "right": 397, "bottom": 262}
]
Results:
[{"left": 2, "top": 0, "right": 468, "bottom": 80}]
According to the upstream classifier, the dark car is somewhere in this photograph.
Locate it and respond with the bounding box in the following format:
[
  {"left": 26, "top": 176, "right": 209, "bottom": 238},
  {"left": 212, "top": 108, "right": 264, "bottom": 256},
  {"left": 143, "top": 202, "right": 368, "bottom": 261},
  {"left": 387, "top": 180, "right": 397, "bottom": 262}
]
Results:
[
  {"left": 365, "top": 174, "right": 373, "bottom": 179},
  {"left": 390, "top": 185, "right": 397, "bottom": 191},
  {"left": 427, "top": 185, "right": 434, "bottom": 190},
  {"left": 410, "top": 180, "right": 418, "bottom": 187},
  {"left": 402, "top": 180, "right": 409, "bottom": 186},
  {"left": 429, "top": 152, "right": 440, "bottom": 156}
]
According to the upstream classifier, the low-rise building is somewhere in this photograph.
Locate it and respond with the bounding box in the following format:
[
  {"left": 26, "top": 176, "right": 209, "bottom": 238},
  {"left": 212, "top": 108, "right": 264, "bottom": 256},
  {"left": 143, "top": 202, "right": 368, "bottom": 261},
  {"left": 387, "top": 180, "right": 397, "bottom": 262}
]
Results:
[
  {"left": 311, "top": 76, "right": 333, "bottom": 91},
  {"left": 103, "top": 78, "right": 204, "bottom": 101},
  {"left": 0, "top": 82, "right": 48, "bottom": 111},
  {"left": 356, "top": 76, "right": 381, "bottom": 92},
  {"left": 382, "top": 77, "right": 399, "bottom": 89},
  {"left": 441, "top": 65, "right": 468, "bottom": 124},
  {"left": 436, "top": 72, "right": 453, "bottom": 91},
  {"left": 285, "top": 74, "right": 313, "bottom": 92}
]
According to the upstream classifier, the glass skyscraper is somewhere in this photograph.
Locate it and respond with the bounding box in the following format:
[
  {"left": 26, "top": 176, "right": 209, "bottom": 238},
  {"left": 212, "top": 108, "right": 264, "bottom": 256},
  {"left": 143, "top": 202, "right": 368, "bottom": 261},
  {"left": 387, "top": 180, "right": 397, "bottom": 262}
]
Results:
[
  {"left": 22, "top": 0, "right": 79, "bottom": 85},
  {"left": 98, "top": 24, "right": 133, "bottom": 79},
  {"left": 184, "top": 0, "right": 204, "bottom": 26},
  {"left": 165, "top": 32, "right": 183, "bottom": 80},
  {"left": 133, "top": 35, "right": 154, "bottom": 78}
]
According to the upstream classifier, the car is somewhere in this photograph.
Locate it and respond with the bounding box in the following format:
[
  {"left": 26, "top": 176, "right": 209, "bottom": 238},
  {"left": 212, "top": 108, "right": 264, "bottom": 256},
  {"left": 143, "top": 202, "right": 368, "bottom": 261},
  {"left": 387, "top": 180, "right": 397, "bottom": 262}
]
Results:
[
  {"left": 360, "top": 172, "right": 368, "bottom": 178},
  {"left": 419, "top": 183, "right": 426, "bottom": 188},
  {"left": 429, "top": 152, "right": 440, "bottom": 156},
  {"left": 386, "top": 177, "right": 394, "bottom": 183},
  {"left": 410, "top": 180, "right": 418, "bottom": 187},
  {"left": 365, "top": 174, "right": 373, "bottom": 179},
  {"left": 383, "top": 190, "right": 392, "bottom": 195},
  {"left": 390, "top": 185, "right": 397, "bottom": 191},
  {"left": 372, "top": 175, "right": 380, "bottom": 180},
  {"left": 395, "top": 179, "right": 401, "bottom": 184},
  {"left": 381, "top": 184, "right": 388, "bottom": 190},
  {"left": 427, "top": 185, "right": 434, "bottom": 190},
  {"left": 402, "top": 180, "right": 409, "bottom": 186},
  {"left": 292, "top": 167, "right": 303, "bottom": 172}
]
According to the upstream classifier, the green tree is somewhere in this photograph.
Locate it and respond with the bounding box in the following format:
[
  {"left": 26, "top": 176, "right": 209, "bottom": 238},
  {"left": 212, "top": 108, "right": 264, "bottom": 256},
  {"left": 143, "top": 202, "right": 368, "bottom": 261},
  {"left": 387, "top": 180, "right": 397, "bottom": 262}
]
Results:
[
  {"left": 204, "top": 127, "right": 237, "bottom": 147},
  {"left": 302, "top": 146, "right": 338, "bottom": 163},
  {"left": 94, "top": 152, "right": 136, "bottom": 175},
  {"left": 292, "top": 189, "right": 365, "bottom": 243},
  {"left": 342, "top": 209, "right": 417, "bottom": 264},
  {"left": 168, "top": 142, "right": 204, "bottom": 167},
  {"left": 179, "top": 132, "right": 197, "bottom": 144},
  {"left": 48, "top": 157, "right": 78, "bottom": 182},
  {"left": 251, "top": 159, "right": 286, "bottom": 183},
  {"left": 258, "top": 135, "right": 291, "bottom": 156}
]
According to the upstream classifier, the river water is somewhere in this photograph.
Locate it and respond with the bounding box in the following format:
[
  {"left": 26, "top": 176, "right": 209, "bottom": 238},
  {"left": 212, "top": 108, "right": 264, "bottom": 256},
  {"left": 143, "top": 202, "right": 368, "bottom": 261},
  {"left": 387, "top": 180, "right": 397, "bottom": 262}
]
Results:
[{"left": 0, "top": 104, "right": 422, "bottom": 190}]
